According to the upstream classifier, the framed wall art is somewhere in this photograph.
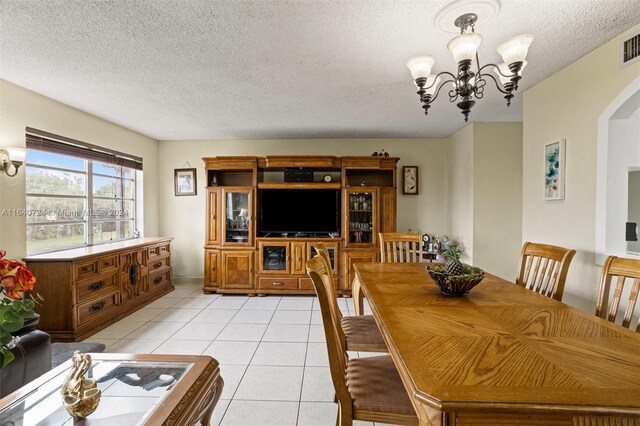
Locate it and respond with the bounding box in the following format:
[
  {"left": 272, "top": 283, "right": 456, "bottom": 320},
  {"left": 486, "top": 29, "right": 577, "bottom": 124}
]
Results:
[
  {"left": 544, "top": 139, "right": 565, "bottom": 200},
  {"left": 174, "top": 168, "right": 197, "bottom": 196},
  {"left": 402, "top": 166, "right": 419, "bottom": 195}
]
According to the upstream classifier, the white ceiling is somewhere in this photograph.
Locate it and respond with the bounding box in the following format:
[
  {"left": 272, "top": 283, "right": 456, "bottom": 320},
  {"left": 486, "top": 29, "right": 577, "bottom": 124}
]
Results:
[{"left": 0, "top": 0, "right": 638, "bottom": 140}]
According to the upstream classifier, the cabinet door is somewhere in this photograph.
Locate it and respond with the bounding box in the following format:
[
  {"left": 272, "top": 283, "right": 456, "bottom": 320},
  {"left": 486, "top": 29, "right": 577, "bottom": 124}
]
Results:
[
  {"left": 222, "top": 187, "right": 254, "bottom": 246},
  {"left": 120, "top": 248, "right": 149, "bottom": 303},
  {"left": 259, "top": 242, "right": 290, "bottom": 274},
  {"left": 380, "top": 187, "right": 396, "bottom": 234},
  {"left": 307, "top": 242, "right": 339, "bottom": 274},
  {"left": 291, "top": 242, "right": 307, "bottom": 275},
  {"left": 204, "top": 250, "right": 220, "bottom": 290},
  {"left": 343, "top": 250, "right": 377, "bottom": 291},
  {"left": 221, "top": 250, "right": 255, "bottom": 289},
  {"left": 344, "top": 188, "right": 378, "bottom": 248},
  {"left": 206, "top": 188, "right": 220, "bottom": 245}
]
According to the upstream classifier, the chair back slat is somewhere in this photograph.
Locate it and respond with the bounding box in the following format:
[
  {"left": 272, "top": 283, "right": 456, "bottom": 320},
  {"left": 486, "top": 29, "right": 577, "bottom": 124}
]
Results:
[
  {"left": 596, "top": 256, "right": 640, "bottom": 332},
  {"left": 516, "top": 242, "right": 576, "bottom": 301},
  {"left": 539, "top": 260, "right": 558, "bottom": 298},
  {"left": 622, "top": 278, "right": 639, "bottom": 329},
  {"left": 379, "top": 233, "right": 422, "bottom": 263},
  {"left": 306, "top": 254, "right": 351, "bottom": 403}
]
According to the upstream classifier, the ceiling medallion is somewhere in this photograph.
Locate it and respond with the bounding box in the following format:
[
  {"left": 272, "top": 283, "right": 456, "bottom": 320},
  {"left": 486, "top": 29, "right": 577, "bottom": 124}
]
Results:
[{"left": 407, "top": 9, "right": 533, "bottom": 121}]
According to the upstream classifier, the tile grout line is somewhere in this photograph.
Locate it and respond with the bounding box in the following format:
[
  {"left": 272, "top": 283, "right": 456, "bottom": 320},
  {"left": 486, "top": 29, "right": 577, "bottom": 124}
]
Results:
[
  {"left": 295, "top": 302, "right": 314, "bottom": 426},
  {"left": 217, "top": 295, "right": 278, "bottom": 426}
]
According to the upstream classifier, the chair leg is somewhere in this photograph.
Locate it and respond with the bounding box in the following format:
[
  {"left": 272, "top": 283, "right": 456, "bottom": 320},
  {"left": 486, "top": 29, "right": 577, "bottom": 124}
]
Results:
[
  {"left": 352, "top": 276, "right": 365, "bottom": 316},
  {"left": 336, "top": 402, "right": 352, "bottom": 426}
]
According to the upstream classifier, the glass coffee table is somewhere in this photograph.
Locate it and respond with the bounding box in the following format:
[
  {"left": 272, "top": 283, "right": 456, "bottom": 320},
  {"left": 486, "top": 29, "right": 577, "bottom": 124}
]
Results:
[{"left": 0, "top": 353, "right": 223, "bottom": 426}]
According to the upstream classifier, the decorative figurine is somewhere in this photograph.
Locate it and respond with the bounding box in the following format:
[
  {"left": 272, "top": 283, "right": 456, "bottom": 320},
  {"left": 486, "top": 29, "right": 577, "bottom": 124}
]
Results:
[
  {"left": 422, "top": 233, "right": 430, "bottom": 251},
  {"left": 61, "top": 351, "right": 101, "bottom": 420},
  {"left": 442, "top": 235, "right": 450, "bottom": 251}
]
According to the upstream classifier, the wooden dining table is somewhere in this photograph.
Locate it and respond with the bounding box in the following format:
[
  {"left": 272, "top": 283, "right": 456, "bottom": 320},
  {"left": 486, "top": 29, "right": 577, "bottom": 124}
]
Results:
[{"left": 352, "top": 263, "right": 640, "bottom": 426}]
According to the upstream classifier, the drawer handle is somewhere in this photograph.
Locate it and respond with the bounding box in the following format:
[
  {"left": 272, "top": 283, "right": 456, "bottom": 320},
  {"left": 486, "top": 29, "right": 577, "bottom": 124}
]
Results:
[
  {"left": 81, "top": 266, "right": 91, "bottom": 272},
  {"left": 153, "top": 276, "right": 163, "bottom": 284},
  {"left": 273, "top": 282, "right": 284, "bottom": 286},
  {"left": 89, "top": 301, "right": 106, "bottom": 313},
  {"left": 88, "top": 281, "right": 104, "bottom": 292},
  {"left": 153, "top": 262, "right": 163, "bottom": 268}
]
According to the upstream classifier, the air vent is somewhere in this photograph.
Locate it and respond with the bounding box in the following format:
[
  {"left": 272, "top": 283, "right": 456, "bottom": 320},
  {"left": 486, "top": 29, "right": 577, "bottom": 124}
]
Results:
[{"left": 621, "top": 30, "right": 640, "bottom": 68}]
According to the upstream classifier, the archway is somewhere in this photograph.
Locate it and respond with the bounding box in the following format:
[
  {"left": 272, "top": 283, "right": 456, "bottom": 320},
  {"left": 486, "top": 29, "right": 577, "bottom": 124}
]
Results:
[{"left": 595, "top": 78, "right": 640, "bottom": 264}]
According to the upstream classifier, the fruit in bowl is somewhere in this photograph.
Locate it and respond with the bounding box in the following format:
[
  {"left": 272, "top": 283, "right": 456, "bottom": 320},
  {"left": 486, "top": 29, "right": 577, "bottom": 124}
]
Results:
[
  {"left": 426, "top": 245, "right": 485, "bottom": 296},
  {"left": 426, "top": 264, "right": 485, "bottom": 296}
]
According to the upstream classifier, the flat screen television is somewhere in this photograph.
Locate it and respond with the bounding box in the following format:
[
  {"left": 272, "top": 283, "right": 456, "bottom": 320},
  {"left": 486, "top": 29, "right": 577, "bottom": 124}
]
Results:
[{"left": 259, "top": 189, "right": 340, "bottom": 235}]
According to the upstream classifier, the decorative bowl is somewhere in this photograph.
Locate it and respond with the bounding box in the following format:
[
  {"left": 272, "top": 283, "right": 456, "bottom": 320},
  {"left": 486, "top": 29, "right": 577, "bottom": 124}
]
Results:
[{"left": 426, "top": 265, "right": 485, "bottom": 296}]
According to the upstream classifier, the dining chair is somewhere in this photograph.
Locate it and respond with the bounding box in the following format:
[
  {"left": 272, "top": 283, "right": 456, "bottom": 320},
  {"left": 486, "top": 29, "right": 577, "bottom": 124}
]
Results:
[
  {"left": 596, "top": 255, "right": 640, "bottom": 332},
  {"left": 379, "top": 232, "right": 422, "bottom": 263},
  {"left": 515, "top": 242, "right": 576, "bottom": 301},
  {"left": 351, "top": 232, "right": 423, "bottom": 316},
  {"left": 311, "top": 243, "right": 387, "bottom": 352},
  {"left": 306, "top": 255, "right": 418, "bottom": 426}
]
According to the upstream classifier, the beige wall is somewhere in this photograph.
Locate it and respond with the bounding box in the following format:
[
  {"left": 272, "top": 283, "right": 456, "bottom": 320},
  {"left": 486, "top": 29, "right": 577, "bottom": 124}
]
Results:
[
  {"left": 159, "top": 138, "right": 449, "bottom": 276},
  {"left": 0, "top": 79, "right": 160, "bottom": 258},
  {"left": 447, "top": 124, "right": 474, "bottom": 263},
  {"left": 473, "top": 122, "right": 523, "bottom": 280},
  {"left": 446, "top": 122, "right": 524, "bottom": 279},
  {"left": 522, "top": 24, "right": 640, "bottom": 311}
]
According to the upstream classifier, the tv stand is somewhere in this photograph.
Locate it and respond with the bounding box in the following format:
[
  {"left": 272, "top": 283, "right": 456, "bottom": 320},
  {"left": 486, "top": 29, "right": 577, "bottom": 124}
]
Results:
[{"left": 202, "top": 156, "right": 399, "bottom": 296}]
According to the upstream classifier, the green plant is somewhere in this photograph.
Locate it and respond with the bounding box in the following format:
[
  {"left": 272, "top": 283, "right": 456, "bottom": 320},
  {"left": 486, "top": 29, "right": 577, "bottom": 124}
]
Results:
[
  {"left": 0, "top": 250, "right": 42, "bottom": 368},
  {"left": 443, "top": 244, "right": 464, "bottom": 275}
]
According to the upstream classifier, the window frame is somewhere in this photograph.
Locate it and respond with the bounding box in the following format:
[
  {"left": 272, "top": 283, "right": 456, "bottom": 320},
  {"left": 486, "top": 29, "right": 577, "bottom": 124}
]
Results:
[{"left": 26, "top": 149, "right": 139, "bottom": 255}]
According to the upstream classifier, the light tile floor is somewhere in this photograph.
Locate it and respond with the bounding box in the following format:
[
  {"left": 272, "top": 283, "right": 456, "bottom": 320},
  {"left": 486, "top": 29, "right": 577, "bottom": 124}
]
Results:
[{"left": 85, "top": 280, "right": 393, "bottom": 426}]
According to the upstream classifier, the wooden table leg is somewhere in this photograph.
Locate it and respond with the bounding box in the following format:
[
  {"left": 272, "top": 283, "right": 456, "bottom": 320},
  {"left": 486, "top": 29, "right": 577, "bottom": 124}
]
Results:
[
  {"left": 200, "top": 376, "right": 224, "bottom": 426},
  {"left": 352, "top": 276, "right": 364, "bottom": 316}
]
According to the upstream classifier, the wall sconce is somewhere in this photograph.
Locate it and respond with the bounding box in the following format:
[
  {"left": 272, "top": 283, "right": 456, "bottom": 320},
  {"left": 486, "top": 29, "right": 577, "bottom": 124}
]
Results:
[{"left": 0, "top": 147, "right": 26, "bottom": 177}]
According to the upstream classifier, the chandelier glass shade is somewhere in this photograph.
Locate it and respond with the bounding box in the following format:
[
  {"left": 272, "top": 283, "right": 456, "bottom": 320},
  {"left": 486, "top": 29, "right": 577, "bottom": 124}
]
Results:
[{"left": 407, "top": 13, "right": 533, "bottom": 121}]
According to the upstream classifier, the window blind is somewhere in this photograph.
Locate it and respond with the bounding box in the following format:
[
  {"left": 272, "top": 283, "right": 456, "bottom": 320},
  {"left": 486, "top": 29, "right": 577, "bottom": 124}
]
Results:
[{"left": 25, "top": 127, "right": 143, "bottom": 170}]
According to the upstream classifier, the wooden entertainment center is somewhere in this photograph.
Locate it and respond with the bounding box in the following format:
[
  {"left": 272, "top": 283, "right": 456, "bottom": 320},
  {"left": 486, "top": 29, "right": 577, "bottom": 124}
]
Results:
[{"left": 203, "top": 156, "right": 398, "bottom": 296}]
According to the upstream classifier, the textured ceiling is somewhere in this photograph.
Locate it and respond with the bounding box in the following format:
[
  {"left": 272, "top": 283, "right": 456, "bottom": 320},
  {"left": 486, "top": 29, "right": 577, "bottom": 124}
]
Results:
[{"left": 1, "top": 0, "right": 639, "bottom": 140}]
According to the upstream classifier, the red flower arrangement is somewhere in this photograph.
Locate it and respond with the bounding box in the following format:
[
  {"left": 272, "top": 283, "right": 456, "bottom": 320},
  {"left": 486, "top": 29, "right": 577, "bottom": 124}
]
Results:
[
  {"left": 0, "top": 250, "right": 41, "bottom": 367},
  {"left": 0, "top": 250, "right": 36, "bottom": 299}
]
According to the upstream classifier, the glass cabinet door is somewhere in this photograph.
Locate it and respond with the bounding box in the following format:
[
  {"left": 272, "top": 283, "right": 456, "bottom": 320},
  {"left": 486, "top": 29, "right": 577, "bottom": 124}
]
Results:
[
  {"left": 223, "top": 188, "right": 253, "bottom": 245},
  {"left": 259, "top": 242, "right": 290, "bottom": 274},
  {"left": 346, "top": 189, "right": 377, "bottom": 246}
]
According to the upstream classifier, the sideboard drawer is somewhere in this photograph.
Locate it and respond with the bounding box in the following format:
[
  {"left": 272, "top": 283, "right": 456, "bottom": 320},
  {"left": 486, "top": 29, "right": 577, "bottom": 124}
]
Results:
[
  {"left": 258, "top": 277, "right": 298, "bottom": 291},
  {"left": 99, "top": 254, "right": 118, "bottom": 274},
  {"left": 74, "top": 259, "right": 99, "bottom": 281},
  {"left": 149, "top": 257, "right": 170, "bottom": 273},
  {"left": 149, "top": 242, "right": 171, "bottom": 259},
  {"left": 149, "top": 270, "right": 172, "bottom": 292},
  {"left": 76, "top": 274, "right": 118, "bottom": 304},
  {"left": 76, "top": 292, "right": 120, "bottom": 326}
]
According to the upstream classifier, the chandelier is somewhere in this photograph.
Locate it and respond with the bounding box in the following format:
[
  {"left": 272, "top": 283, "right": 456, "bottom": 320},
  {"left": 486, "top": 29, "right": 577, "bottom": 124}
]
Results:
[{"left": 406, "top": 13, "right": 533, "bottom": 121}]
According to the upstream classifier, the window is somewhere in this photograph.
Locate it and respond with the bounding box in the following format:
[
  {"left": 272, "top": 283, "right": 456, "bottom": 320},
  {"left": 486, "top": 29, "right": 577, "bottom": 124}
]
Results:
[{"left": 25, "top": 129, "right": 142, "bottom": 254}]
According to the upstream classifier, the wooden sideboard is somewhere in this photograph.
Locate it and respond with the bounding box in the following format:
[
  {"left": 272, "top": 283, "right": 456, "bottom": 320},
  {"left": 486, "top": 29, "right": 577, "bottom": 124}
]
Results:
[
  {"left": 203, "top": 156, "right": 398, "bottom": 296},
  {"left": 24, "top": 237, "right": 174, "bottom": 342}
]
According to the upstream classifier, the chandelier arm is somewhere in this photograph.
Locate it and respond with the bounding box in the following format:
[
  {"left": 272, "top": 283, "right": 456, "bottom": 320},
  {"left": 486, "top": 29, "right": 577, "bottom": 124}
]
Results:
[
  {"left": 423, "top": 71, "right": 458, "bottom": 93},
  {"left": 476, "top": 63, "right": 515, "bottom": 80},
  {"left": 426, "top": 78, "right": 457, "bottom": 104},
  {"left": 482, "top": 73, "right": 512, "bottom": 95}
]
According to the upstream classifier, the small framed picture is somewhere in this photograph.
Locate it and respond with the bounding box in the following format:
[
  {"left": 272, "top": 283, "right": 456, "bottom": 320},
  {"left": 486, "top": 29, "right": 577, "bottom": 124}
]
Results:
[
  {"left": 402, "top": 166, "right": 419, "bottom": 195},
  {"left": 174, "top": 168, "right": 197, "bottom": 196},
  {"left": 544, "top": 139, "right": 565, "bottom": 200}
]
